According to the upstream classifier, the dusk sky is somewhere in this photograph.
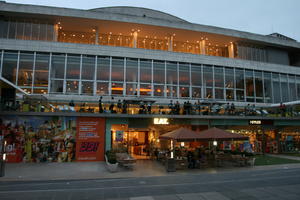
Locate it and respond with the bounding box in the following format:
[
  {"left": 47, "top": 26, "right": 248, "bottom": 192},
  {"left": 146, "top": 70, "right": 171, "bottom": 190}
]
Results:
[{"left": 5, "top": 0, "right": 300, "bottom": 41}]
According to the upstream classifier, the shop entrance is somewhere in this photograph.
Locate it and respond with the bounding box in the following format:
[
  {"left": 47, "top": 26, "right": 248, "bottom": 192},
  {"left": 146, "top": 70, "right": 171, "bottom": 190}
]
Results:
[{"left": 111, "top": 125, "right": 152, "bottom": 159}]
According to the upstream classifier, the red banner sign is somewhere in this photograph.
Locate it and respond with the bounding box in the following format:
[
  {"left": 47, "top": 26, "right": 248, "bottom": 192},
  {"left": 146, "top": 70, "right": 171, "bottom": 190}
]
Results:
[{"left": 76, "top": 117, "right": 105, "bottom": 161}]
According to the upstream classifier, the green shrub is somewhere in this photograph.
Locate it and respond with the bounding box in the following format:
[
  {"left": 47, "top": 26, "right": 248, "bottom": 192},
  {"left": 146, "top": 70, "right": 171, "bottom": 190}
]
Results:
[{"left": 106, "top": 150, "right": 117, "bottom": 164}]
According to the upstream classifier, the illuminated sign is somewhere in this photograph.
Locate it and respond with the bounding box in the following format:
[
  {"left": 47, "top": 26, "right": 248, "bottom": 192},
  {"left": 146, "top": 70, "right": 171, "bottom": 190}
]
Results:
[
  {"left": 249, "top": 120, "right": 262, "bottom": 125},
  {"left": 154, "top": 118, "right": 169, "bottom": 125}
]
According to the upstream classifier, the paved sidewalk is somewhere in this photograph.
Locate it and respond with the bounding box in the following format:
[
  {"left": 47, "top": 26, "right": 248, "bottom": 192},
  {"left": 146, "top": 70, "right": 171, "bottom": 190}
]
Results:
[
  {"left": 1, "top": 160, "right": 300, "bottom": 182},
  {"left": 267, "top": 153, "right": 300, "bottom": 161}
]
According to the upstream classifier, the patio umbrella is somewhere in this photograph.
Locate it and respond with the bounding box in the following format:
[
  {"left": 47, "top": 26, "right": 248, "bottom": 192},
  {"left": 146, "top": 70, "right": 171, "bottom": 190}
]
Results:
[
  {"left": 159, "top": 127, "right": 201, "bottom": 141},
  {"left": 197, "top": 127, "right": 248, "bottom": 141}
]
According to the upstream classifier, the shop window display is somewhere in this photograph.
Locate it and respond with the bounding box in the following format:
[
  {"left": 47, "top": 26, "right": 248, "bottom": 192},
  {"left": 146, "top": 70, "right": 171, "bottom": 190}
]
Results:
[{"left": 0, "top": 116, "right": 76, "bottom": 163}]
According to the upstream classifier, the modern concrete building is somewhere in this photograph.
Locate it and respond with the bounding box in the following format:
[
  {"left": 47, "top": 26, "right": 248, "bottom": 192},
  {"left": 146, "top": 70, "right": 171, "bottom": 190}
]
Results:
[{"left": 1, "top": 1, "right": 300, "bottom": 163}]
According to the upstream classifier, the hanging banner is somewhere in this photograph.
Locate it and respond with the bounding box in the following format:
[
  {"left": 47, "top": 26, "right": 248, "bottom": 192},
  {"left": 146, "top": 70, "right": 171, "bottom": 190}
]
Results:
[{"left": 76, "top": 117, "right": 105, "bottom": 161}]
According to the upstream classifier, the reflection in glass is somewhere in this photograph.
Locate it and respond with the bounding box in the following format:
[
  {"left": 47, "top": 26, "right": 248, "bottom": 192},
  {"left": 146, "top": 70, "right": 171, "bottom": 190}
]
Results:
[
  {"left": 167, "top": 85, "right": 177, "bottom": 98},
  {"left": 33, "top": 88, "right": 48, "bottom": 94},
  {"left": 18, "top": 52, "right": 34, "bottom": 86},
  {"left": 179, "top": 86, "right": 189, "bottom": 98},
  {"left": 235, "top": 69, "right": 244, "bottom": 89},
  {"left": 8, "top": 21, "right": 16, "bottom": 39},
  {"left": 153, "top": 61, "right": 165, "bottom": 84},
  {"left": 281, "top": 74, "right": 289, "bottom": 102},
  {"left": 81, "top": 81, "right": 93, "bottom": 95},
  {"left": 111, "top": 57, "right": 124, "bottom": 82},
  {"left": 205, "top": 88, "right": 213, "bottom": 99},
  {"left": 97, "top": 82, "right": 109, "bottom": 95},
  {"left": 192, "top": 87, "right": 201, "bottom": 98},
  {"left": 82, "top": 55, "right": 95, "bottom": 80},
  {"left": 16, "top": 21, "right": 24, "bottom": 39},
  {"left": 2, "top": 51, "right": 18, "bottom": 83},
  {"left": 66, "top": 55, "right": 80, "bottom": 79},
  {"left": 179, "top": 63, "right": 189, "bottom": 85},
  {"left": 154, "top": 85, "right": 164, "bottom": 96},
  {"left": 255, "top": 71, "right": 263, "bottom": 99},
  {"left": 97, "top": 56, "right": 110, "bottom": 81},
  {"left": 111, "top": 82, "right": 123, "bottom": 95},
  {"left": 51, "top": 54, "right": 65, "bottom": 79},
  {"left": 245, "top": 70, "right": 254, "bottom": 101},
  {"left": 215, "top": 88, "right": 224, "bottom": 100},
  {"left": 34, "top": 53, "right": 49, "bottom": 87},
  {"left": 214, "top": 67, "right": 224, "bottom": 88},
  {"left": 126, "top": 83, "right": 138, "bottom": 95},
  {"left": 225, "top": 68, "right": 234, "bottom": 88},
  {"left": 226, "top": 90, "right": 234, "bottom": 100},
  {"left": 126, "top": 58, "right": 138, "bottom": 82},
  {"left": 50, "top": 80, "right": 63, "bottom": 93},
  {"left": 140, "top": 84, "right": 152, "bottom": 96},
  {"left": 0, "top": 20, "right": 9, "bottom": 38},
  {"left": 166, "top": 62, "right": 177, "bottom": 85},
  {"left": 66, "top": 80, "right": 79, "bottom": 94},
  {"left": 289, "top": 75, "right": 296, "bottom": 101},
  {"left": 140, "top": 59, "right": 152, "bottom": 83},
  {"left": 263, "top": 72, "right": 272, "bottom": 103},
  {"left": 203, "top": 65, "right": 213, "bottom": 87},
  {"left": 272, "top": 73, "right": 281, "bottom": 103},
  {"left": 191, "top": 64, "right": 201, "bottom": 86},
  {"left": 236, "top": 90, "right": 245, "bottom": 101},
  {"left": 297, "top": 76, "right": 300, "bottom": 100}
]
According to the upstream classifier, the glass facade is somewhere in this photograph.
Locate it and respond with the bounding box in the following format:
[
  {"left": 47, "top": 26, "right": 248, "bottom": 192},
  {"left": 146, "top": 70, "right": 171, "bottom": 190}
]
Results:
[{"left": 1, "top": 50, "right": 300, "bottom": 103}]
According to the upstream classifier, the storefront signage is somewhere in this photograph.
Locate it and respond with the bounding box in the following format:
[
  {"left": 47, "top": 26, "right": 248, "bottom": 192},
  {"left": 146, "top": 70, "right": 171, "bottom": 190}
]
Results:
[
  {"left": 115, "top": 130, "right": 124, "bottom": 142},
  {"left": 76, "top": 117, "right": 105, "bottom": 161},
  {"left": 249, "top": 120, "right": 262, "bottom": 125},
  {"left": 154, "top": 118, "right": 169, "bottom": 125}
]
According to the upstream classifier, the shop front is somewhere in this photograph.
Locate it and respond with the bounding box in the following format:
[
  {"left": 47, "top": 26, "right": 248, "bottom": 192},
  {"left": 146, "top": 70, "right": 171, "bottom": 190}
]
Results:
[{"left": 0, "top": 116, "right": 106, "bottom": 163}]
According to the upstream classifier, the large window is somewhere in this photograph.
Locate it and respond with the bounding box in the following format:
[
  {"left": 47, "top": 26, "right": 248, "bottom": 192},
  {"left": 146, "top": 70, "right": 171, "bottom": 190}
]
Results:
[
  {"left": 280, "top": 74, "right": 289, "bottom": 102},
  {"left": 166, "top": 62, "right": 177, "bottom": 85},
  {"left": 66, "top": 55, "right": 80, "bottom": 79},
  {"left": 126, "top": 58, "right": 138, "bottom": 82},
  {"left": 272, "top": 73, "right": 281, "bottom": 103},
  {"left": 140, "top": 59, "right": 152, "bottom": 83},
  {"left": 111, "top": 57, "right": 124, "bottom": 82},
  {"left": 297, "top": 76, "right": 300, "bottom": 100},
  {"left": 18, "top": 52, "right": 34, "bottom": 87},
  {"left": 51, "top": 54, "right": 65, "bottom": 79},
  {"left": 2, "top": 51, "right": 18, "bottom": 83},
  {"left": 191, "top": 64, "right": 201, "bottom": 86},
  {"left": 179, "top": 63, "right": 190, "bottom": 85},
  {"left": 288, "top": 75, "right": 296, "bottom": 101},
  {"left": 81, "top": 55, "right": 95, "bottom": 80},
  {"left": 97, "top": 56, "right": 110, "bottom": 81},
  {"left": 255, "top": 71, "right": 263, "bottom": 102},
  {"left": 245, "top": 70, "right": 254, "bottom": 102},
  {"left": 235, "top": 69, "right": 245, "bottom": 101},
  {"left": 50, "top": 80, "right": 63, "bottom": 93},
  {"left": 263, "top": 72, "right": 272, "bottom": 103},
  {"left": 153, "top": 61, "right": 165, "bottom": 84},
  {"left": 34, "top": 53, "right": 50, "bottom": 87},
  {"left": 203, "top": 65, "right": 213, "bottom": 87},
  {"left": 81, "top": 81, "right": 93, "bottom": 95},
  {"left": 214, "top": 67, "right": 224, "bottom": 100},
  {"left": 96, "top": 82, "right": 109, "bottom": 95}
]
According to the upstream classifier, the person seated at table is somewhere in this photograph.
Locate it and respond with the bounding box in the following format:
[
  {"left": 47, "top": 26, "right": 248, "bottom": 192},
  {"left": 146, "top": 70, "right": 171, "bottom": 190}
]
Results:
[{"left": 187, "top": 150, "right": 196, "bottom": 168}]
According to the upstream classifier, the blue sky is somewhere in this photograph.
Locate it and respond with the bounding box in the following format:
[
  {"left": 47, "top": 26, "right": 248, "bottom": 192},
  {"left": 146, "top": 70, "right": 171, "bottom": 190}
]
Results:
[{"left": 6, "top": 0, "right": 300, "bottom": 41}]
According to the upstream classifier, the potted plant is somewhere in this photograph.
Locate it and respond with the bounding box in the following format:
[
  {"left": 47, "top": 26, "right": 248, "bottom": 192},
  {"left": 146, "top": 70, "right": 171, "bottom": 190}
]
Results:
[{"left": 105, "top": 150, "right": 118, "bottom": 172}]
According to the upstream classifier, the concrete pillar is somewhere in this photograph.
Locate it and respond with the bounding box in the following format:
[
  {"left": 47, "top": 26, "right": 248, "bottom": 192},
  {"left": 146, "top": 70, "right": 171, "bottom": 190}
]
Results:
[
  {"left": 168, "top": 36, "right": 173, "bottom": 51},
  {"left": 132, "top": 31, "right": 138, "bottom": 48},
  {"left": 54, "top": 24, "right": 59, "bottom": 42},
  {"left": 228, "top": 42, "right": 235, "bottom": 58},
  {"left": 199, "top": 40, "right": 206, "bottom": 55},
  {"left": 94, "top": 27, "right": 99, "bottom": 45}
]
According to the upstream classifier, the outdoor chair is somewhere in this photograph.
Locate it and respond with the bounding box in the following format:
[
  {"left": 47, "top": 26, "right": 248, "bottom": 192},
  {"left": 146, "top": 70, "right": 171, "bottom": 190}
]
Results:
[{"left": 246, "top": 157, "right": 256, "bottom": 167}]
